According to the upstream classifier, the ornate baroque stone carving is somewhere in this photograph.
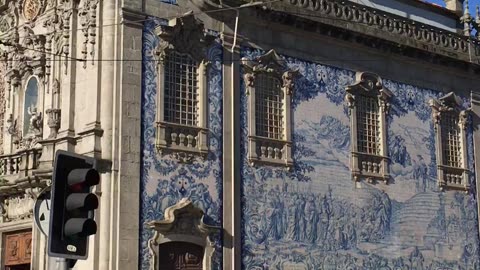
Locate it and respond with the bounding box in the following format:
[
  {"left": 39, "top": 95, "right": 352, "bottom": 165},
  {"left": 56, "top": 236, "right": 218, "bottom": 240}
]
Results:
[
  {"left": 46, "top": 108, "right": 60, "bottom": 139},
  {"left": 146, "top": 199, "right": 219, "bottom": 270},
  {"left": 22, "top": 0, "right": 44, "bottom": 22},
  {"left": 154, "top": 11, "right": 215, "bottom": 64},
  {"left": 43, "top": 7, "right": 63, "bottom": 79},
  {"left": 154, "top": 13, "right": 214, "bottom": 160},
  {"left": 79, "top": 0, "right": 99, "bottom": 68},
  {"left": 0, "top": 1, "right": 18, "bottom": 34},
  {"left": 429, "top": 92, "right": 470, "bottom": 192},
  {"left": 1, "top": 188, "right": 41, "bottom": 222},
  {"left": 0, "top": 63, "right": 5, "bottom": 155},
  {"left": 345, "top": 72, "right": 392, "bottom": 184},
  {"left": 241, "top": 49, "right": 298, "bottom": 169}
]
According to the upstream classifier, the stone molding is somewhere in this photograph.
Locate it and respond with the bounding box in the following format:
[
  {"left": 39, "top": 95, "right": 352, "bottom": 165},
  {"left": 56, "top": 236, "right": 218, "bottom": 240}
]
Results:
[
  {"left": 277, "top": 0, "right": 479, "bottom": 62},
  {"left": 154, "top": 13, "right": 214, "bottom": 161},
  {"left": 212, "top": 1, "right": 480, "bottom": 70},
  {"left": 242, "top": 49, "right": 298, "bottom": 169},
  {"left": 345, "top": 72, "right": 392, "bottom": 184},
  {"left": 0, "top": 188, "right": 41, "bottom": 223},
  {"left": 146, "top": 199, "right": 219, "bottom": 270},
  {"left": 79, "top": 0, "right": 99, "bottom": 68},
  {"left": 429, "top": 92, "right": 471, "bottom": 192}
]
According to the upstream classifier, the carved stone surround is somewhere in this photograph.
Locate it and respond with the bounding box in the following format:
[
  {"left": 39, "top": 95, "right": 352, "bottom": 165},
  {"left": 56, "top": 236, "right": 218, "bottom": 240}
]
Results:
[
  {"left": 430, "top": 92, "right": 470, "bottom": 192},
  {"left": 154, "top": 13, "right": 215, "bottom": 162},
  {"left": 0, "top": 188, "right": 41, "bottom": 223},
  {"left": 146, "top": 199, "right": 219, "bottom": 270},
  {"left": 345, "top": 72, "right": 392, "bottom": 184},
  {"left": 242, "top": 49, "right": 298, "bottom": 169}
]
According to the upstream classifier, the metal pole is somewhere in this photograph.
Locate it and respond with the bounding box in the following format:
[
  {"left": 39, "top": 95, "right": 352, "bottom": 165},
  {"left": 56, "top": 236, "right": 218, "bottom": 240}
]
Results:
[{"left": 50, "top": 258, "right": 69, "bottom": 270}]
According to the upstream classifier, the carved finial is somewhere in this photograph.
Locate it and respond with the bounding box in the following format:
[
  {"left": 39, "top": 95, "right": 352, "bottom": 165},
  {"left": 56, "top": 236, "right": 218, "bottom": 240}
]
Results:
[
  {"left": 461, "top": 0, "right": 473, "bottom": 36},
  {"left": 475, "top": 6, "right": 480, "bottom": 39}
]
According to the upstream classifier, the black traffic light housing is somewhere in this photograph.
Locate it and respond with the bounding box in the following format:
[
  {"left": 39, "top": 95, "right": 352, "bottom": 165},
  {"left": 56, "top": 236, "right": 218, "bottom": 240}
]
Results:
[{"left": 48, "top": 150, "right": 100, "bottom": 260}]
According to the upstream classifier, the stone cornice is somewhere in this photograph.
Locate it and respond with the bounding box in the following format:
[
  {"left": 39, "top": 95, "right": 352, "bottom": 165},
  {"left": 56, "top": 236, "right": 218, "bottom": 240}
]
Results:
[
  {"left": 238, "top": 4, "right": 480, "bottom": 73},
  {"left": 264, "top": 0, "right": 479, "bottom": 65},
  {"left": 197, "top": 0, "right": 479, "bottom": 69},
  {"left": 121, "top": 7, "right": 148, "bottom": 28}
]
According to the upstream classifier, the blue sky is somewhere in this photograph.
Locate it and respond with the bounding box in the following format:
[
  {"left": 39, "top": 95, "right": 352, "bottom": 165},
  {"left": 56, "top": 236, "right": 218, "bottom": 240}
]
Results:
[{"left": 427, "top": 0, "right": 479, "bottom": 14}]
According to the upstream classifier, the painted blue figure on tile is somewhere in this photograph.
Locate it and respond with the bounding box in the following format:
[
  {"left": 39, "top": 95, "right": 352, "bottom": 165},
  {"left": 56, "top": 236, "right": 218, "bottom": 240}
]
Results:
[
  {"left": 140, "top": 18, "right": 223, "bottom": 270},
  {"left": 240, "top": 47, "right": 480, "bottom": 270}
]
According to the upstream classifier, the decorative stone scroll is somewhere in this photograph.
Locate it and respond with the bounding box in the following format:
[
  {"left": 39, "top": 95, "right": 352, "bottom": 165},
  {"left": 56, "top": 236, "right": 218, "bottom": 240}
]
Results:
[
  {"left": 241, "top": 49, "right": 298, "bottom": 169},
  {"left": 0, "top": 1, "right": 18, "bottom": 34},
  {"left": 1, "top": 188, "right": 41, "bottom": 222},
  {"left": 429, "top": 92, "right": 470, "bottom": 192},
  {"left": 345, "top": 72, "right": 392, "bottom": 184},
  {"left": 146, "top": 199, "right": 219, "bottom": 270},
  {"left": 79, "top": 0, "right": 99, "bottom": 68},
  {"left": 154, "top": 12, "right": 215, "bottom": 162}
]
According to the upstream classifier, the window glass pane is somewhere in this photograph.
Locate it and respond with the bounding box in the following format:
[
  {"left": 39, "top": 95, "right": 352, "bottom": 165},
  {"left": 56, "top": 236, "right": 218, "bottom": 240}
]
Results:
[
  {"left": 441, "top": 112, "right": 462, "bottom": 168},
  {"left": 356, "top": 95, "right": 380, "bottom": 155},
  {"left": 23, "top": 77, "right": 39, "bottom": 136},
  {"left": 255, "top": 74, "right": 284, "bottom": 140},
  {"left": 163, "top": 51, "right": 198, "bottom": 126}
]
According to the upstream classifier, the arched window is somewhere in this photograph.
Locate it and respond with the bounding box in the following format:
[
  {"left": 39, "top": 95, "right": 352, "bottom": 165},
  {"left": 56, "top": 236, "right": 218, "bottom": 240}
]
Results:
[{"left": 23, "top": 77, "right": 39, "bottom": 136}]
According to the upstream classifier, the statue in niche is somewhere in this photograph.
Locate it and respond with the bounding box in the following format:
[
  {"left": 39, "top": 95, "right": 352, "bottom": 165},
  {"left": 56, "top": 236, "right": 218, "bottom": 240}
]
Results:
[{"left": 27, "top": 105, "right": 42, "bottom": 137}]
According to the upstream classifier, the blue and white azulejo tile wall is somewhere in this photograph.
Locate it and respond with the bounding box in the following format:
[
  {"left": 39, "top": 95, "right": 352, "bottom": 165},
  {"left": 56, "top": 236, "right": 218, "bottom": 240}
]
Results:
[
  {"left": 140, "top": 18, "right": 223, "bottom": 270},
  {"left": 240, "top": 47, "right": 480, "bottom": 270}
]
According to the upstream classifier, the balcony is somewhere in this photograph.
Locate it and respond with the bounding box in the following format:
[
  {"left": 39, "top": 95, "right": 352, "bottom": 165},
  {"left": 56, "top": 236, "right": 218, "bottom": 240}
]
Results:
[{"left": 0, "top": 148, "right": 50, "bottom": 196}]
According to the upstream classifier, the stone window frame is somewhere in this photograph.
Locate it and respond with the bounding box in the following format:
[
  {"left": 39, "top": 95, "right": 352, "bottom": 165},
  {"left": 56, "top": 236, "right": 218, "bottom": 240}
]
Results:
[
  {"left": 345, "top": 72, "right": 392, "bottom": 184},
  {"left": 154, "top": 14, "right": 214, "bottom": 162},
  {"left": 146, "top": 199, "right": 219, "bottom": 270},
  {"left": 429, "top": 92, "right": 470, "bottom": 192},
  {"left": 241, "top": 49, "right": 298, "bottom": 169}
]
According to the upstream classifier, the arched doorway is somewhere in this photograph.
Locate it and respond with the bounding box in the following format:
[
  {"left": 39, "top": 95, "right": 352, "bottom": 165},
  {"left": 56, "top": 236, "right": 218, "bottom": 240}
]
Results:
[{"left": 157, "top": 242, "right": 204, "bottom": 270}]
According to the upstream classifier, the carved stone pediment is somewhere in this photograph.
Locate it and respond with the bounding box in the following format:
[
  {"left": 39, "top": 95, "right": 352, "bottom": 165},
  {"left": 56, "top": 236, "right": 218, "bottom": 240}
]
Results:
[
  {"left": 345, "top": 72, "right": 392, "bottom": 103},
  {"left": 241, "top": 49, "right": 287, "bottom": 76},
  {"left": 154, "top": 12, "right": 215, "bottom": 64},
  {"left": 429, "top": 92, "right": 468, "bottom": 125},
  {"left": 146, "top": 199, "right": 219, "bottom": 270}
]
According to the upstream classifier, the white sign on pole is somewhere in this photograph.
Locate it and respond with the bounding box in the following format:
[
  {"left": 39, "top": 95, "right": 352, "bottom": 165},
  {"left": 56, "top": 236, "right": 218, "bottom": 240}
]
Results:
[{"left": 34, "top": 187, "right": 51, "bottom": 237}]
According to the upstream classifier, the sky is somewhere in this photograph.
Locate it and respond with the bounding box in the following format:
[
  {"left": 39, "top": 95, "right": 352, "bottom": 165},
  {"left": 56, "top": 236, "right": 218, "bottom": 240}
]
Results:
[{"left": 427, "top": 0, "right": 480, "bottom": 14}]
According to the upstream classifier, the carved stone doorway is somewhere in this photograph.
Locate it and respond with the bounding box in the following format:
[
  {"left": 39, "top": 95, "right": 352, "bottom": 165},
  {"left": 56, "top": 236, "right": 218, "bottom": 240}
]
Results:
[
  {"left": 3, "top": 230, "right": 32, "bottom": 270},
  {"left": 158, "top": 242, "right": 204, "bottom": 270}
]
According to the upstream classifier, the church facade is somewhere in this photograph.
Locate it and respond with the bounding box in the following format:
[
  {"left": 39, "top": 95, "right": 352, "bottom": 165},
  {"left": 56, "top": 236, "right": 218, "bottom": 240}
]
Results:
[{"left": 1, "top": 0, "right": 480, "bottom": 269}]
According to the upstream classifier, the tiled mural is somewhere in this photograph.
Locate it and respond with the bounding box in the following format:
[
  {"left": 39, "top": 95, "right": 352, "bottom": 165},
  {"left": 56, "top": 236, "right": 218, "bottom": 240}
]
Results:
[
  {"left": 140, "top": 18, "right": 223, "bottom": 270},
  {"left": 240, "top": 48, "right": 480, "bottom": 269}
]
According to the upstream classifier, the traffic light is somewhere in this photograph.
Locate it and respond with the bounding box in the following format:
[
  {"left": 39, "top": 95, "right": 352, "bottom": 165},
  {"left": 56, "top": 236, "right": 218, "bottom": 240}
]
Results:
[{"left": 48, "top": 150, "right": 100, "bottom": 260}]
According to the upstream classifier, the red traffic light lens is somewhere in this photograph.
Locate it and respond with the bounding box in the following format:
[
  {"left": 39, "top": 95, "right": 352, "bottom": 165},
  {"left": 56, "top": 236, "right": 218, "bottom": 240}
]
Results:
[{"left": 68, "top": 169, "right": 100, "bottom": 189}]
